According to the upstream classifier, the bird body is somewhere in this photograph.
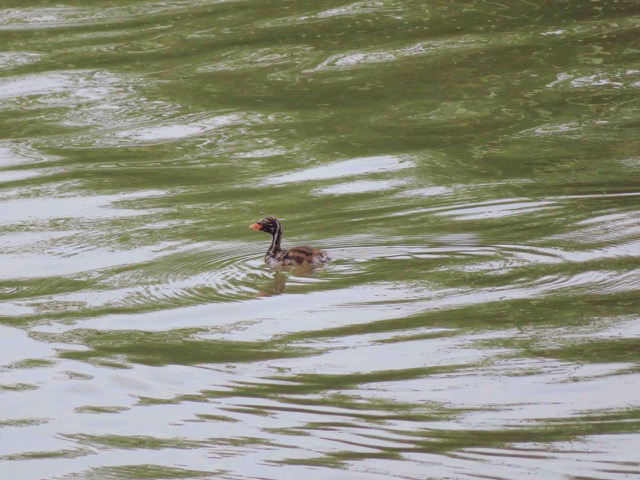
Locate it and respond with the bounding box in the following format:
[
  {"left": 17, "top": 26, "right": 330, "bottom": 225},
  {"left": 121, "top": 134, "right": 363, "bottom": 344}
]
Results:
[{"left": 249, "top": 216, "right": 330, "bottom": 267}]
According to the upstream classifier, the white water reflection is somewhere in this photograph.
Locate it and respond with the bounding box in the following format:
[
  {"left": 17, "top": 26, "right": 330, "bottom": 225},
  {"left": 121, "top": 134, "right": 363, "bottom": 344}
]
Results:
[
  {"left": 0, "top": 70, "right": 106, "bottom": 100},
  {"left": 115, "top": 113, "right": 261, "bottom": 143},
  {"left": 265, "top": 155, "right": 413, "bottom": 185},
  {"left": 0, "top": 51, "right": 42, "bottom": 70},
  {"left": 434, "top": 199, "right": 554, "bottom": 220},
  {"left": 0, "top": 242, "right": 184, "bottom": 280},
  {"left": 0, "top": 143, "right": 60, "bottom": 167},
  {"left": 0, "top": 325, "right": 54, "bottom": 364},
  {"left": 0, "top": 169, "right": 44, "bottom": 183},
  {"left": 0, "top": 191, "right": 161, "bottom": 223},
  {"left": 0, "top": 2, "right": 218, "bottom": 30},
  {"left": 313, "top": 179, "right": 407, "bottom": 195}
]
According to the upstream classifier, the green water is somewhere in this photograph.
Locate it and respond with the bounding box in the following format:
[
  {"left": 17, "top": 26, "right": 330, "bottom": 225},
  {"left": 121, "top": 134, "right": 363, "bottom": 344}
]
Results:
[{"left": 1, "top": 1, "right": 640, "bottom": 478}]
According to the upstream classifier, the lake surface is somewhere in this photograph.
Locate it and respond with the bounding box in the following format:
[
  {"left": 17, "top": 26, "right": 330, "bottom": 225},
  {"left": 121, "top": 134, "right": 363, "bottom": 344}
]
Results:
[{"left": 1, "top": 1, "right": 640, "bottom": 479}]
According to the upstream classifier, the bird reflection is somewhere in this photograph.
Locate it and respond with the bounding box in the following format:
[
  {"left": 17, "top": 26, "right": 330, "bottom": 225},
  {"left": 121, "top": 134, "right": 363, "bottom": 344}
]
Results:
[
  {"left": 256, "top": 265, "right": 321, "bottom": 297},
  {"left": 257, "top": 270, "right": 288, "bottom": 296}
]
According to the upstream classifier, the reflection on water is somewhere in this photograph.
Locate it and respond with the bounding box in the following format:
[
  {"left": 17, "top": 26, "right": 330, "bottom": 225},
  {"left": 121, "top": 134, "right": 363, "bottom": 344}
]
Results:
[{"left": 1, "top": 0, "right": 640, "bottom": 479}]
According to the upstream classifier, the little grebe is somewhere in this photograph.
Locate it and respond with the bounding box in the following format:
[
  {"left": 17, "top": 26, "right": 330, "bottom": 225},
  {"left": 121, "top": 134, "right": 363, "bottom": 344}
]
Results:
[{"left": 249, "top": 216, "right": 330, "bottom": 267}]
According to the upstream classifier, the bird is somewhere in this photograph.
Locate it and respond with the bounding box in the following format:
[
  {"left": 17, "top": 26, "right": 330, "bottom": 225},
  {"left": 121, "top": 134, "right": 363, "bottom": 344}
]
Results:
[{"left": 249, "top": 216, "right": 330, "bottom": 267}]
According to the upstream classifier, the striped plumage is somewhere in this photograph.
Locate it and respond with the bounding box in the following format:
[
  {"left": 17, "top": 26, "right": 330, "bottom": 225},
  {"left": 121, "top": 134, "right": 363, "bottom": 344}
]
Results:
[{"left": 249, "top": 216, "right": 330, "bottom": 267}]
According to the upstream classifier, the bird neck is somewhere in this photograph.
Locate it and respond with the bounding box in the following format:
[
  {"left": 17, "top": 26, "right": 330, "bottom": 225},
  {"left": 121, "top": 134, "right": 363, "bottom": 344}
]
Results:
[{"left": 267, "top": 222, "right": 282, "bottom": 257}]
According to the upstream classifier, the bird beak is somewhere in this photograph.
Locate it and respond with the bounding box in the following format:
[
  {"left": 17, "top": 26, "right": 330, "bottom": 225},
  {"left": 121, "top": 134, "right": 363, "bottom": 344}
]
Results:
[{"left": 249, "top": 223, "right": 262, "bottom": 230}]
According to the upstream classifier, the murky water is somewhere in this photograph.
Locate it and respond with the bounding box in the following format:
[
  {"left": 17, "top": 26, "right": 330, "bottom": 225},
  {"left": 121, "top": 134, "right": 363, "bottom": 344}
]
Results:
[{"left": 1, "top": 1, "right": 640, "bottom": 479}]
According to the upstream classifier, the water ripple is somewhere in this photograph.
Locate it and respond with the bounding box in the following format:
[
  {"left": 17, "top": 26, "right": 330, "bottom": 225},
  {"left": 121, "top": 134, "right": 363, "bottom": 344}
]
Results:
[{"left": 2, "top": 0, "right": 640, "bottom": 478}]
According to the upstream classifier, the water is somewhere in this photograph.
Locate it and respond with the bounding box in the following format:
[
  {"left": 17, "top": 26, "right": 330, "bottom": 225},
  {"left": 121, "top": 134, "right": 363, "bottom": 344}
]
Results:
[{"left": 1, "top": 1, "right": 640, "bottom": 478}]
